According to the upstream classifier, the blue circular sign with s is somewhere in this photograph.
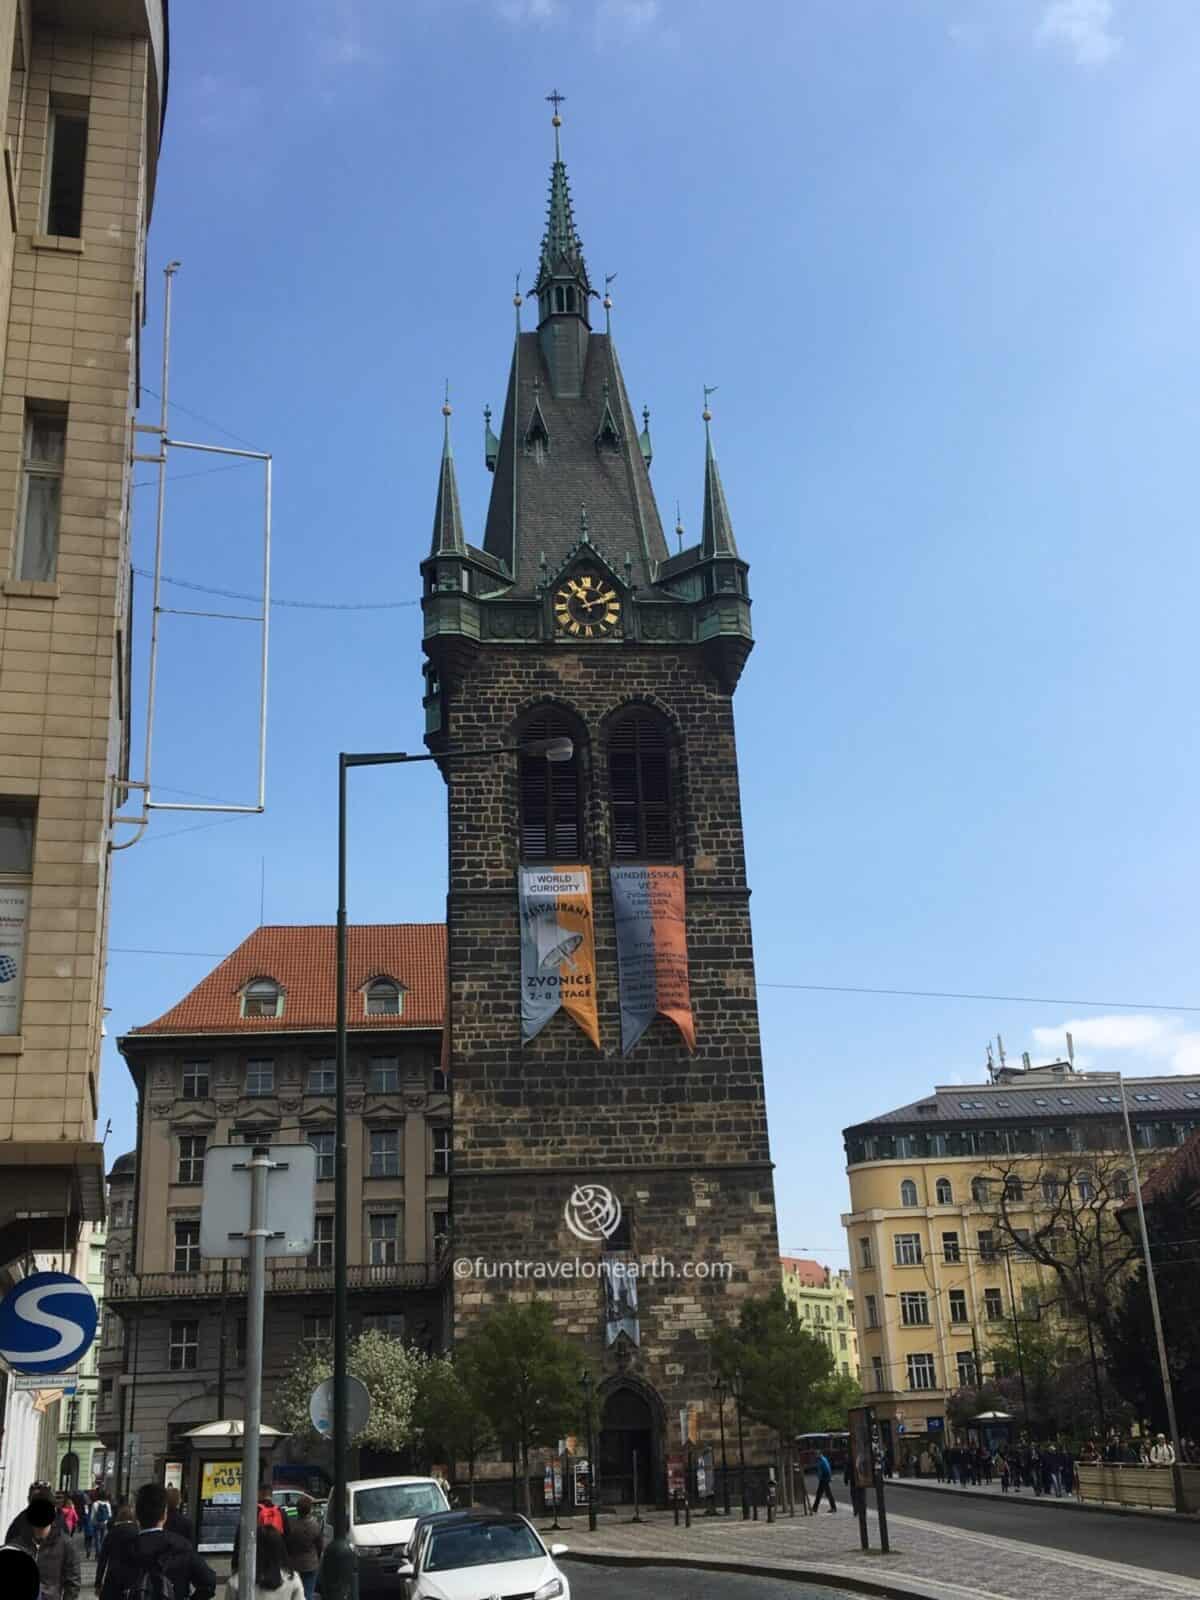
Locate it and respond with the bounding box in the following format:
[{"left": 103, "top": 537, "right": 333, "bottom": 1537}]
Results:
[{"left": 0, "top": 1271, "right": 98, "bottom": 1375}]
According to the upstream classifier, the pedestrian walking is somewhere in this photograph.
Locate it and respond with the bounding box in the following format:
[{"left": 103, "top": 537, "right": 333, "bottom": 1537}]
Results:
[
  {"left": 811, "top": 1451, "right": 837, "bottom": 1513},
  {"left": 166, "top": 1485, "right": 196, "bottom": 1545},
  {"left": 91, "top": 1491, "right": 111, "bottom": 1556},
  {"left": 226, "top": 1526, "right": 304, "bottom": 1600},
  {"left": 283, "top": 1495, "right": 324, "bottom": 1600},
  {"left": 98, "top": 1484, "right": 217, "bottom": 1600},
  {"left": 5, "top": 1494, "right": 80, "bottom": 1600},
  {"left": 998, "top": 1454, "right": 1010, "bottom": 1493}
]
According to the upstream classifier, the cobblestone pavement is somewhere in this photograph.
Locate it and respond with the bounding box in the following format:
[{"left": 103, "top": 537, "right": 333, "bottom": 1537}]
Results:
[{"left": 543, "top": 1504, "right": 1200, "bottom": 1600}]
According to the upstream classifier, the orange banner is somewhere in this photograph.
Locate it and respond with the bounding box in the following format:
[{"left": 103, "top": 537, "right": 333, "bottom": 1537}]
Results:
[
  {"left": 518, "top": 866, "right": 600, "bottom": 1047},
  {"left": 611, "top": 865, "right": 696, "bottom": 1053}
]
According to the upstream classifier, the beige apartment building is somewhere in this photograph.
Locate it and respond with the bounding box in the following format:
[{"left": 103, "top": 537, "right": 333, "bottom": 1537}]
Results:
[
  {"left": 780, "top": 1256, "right": 858, "bottom": 1380},
  {"left": 99, "top": 924, "right": 451, "bottom": 1519},
  {"left": 0, "top": 0, "right": 166, "bottom": 1259},
  {"left": 842, "top": 1059, "right": 1200, "bottom": 1467}
]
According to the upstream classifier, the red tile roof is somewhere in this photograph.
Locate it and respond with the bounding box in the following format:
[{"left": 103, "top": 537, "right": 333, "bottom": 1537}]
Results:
[
  {"left": 780, "top": 1256, "right": 828, "bottom": 1287},
  {"left": 129, "top": 924, "right": 446, "bottom": 1036}
]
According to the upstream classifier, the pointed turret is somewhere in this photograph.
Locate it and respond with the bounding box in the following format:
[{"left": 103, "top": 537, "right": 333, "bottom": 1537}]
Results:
[
  {"left": 532, "top": 98, "right": 592, "bottom": 397},
  {"left": 430, "top": 392, "right": 465, "bottom": 557},
  {"left": 700, "top": 396, "right": 739, "bottom": 559}
]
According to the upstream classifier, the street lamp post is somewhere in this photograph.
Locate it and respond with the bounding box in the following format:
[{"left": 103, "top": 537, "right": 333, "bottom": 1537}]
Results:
[
  {"left": 319, "top": 736, "right": 573, "bottom": 1600},
  {"left": 579, "top": 1370, "right": 598, "bottom": 1532},
  {"left": 731, "top": 1369, "right": 749, "bottom": 1519},
  {"left": 712, "top": 1376, "right": 731, "bottom": 1515},
  {"left": 1002, "top": 1247, "right": 1030, "bottom": 1434}
]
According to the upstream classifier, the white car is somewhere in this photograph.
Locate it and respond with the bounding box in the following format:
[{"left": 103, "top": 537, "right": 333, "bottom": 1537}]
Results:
[
  {"left": 321, "top": 1475, "right": 450, "bottom": 1593},
  {"left": 399, "top": 1509, "right": 570, "bottom": 1600}
]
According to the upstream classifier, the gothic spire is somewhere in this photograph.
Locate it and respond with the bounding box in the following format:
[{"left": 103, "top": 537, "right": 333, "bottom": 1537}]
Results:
[
  {"left": 430, "top": 388, "right": 466, "bottom": 557},
  {"left": 533, "top": 94, "right": 592, "bottom": 300},
  {"left": 700, "top": 389, "right": 739, "bottom": 559}
]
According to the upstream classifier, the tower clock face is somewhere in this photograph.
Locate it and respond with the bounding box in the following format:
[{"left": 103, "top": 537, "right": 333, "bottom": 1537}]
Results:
[{"left": 553, "top": 572, "right": 621, "bottom": 638}]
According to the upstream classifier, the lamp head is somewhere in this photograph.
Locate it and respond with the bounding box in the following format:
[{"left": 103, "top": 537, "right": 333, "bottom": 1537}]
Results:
[{"left": 524, "top": 735, "right": 574, "bottom": 763}]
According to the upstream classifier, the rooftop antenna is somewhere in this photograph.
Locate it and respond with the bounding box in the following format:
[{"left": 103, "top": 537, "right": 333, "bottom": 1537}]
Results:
[
  {"left": 100, "top": 1118, "right": 112, "bottom": 1146},
  {"left": 1066, "top": 1030, "right": 1075, "bottom": 1066},
  {"left": 985, "top": 1042, "right": 995, "bottom": 1082},
  {"left": 1022, "top": 1051, "right": 1031, "bottom": 1070},
  {"left": 675, "top": 500, "right": 685, "bottom": 554},
  {"left": 997, "top": 1033, "right": 1007, "bottom": 1069}
]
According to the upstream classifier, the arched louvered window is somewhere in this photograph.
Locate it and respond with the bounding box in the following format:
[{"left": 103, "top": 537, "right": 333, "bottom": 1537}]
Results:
[
  {"left": 518, "top": 708, "right": 582, "bottom": 861},
  {"left": 609, "top": 709, "right": 672, "bottom": 861}
]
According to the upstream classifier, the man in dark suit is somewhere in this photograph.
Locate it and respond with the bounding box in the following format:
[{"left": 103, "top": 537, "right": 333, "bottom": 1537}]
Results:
[{"left": 99, "top": 1483, "right": 215, "bottom": 1600}]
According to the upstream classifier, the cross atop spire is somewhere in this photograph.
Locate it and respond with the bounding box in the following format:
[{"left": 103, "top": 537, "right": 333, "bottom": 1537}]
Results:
[{"left": 546, "top": 87, "right": 566, "bottom": 158}]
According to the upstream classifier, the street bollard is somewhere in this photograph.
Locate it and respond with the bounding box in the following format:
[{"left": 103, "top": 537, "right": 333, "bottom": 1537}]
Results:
[
  {"left": 752, "top": 1494, "right": 759, "bottom": 1521},
  {"left": 673, "top": 1491, "right": 682, "bottom": 1527},
  {"left": 766, "top": 1484, "right": 776, "bottom": 1524}
]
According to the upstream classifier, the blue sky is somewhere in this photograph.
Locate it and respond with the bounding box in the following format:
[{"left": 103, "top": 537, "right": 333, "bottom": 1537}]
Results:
[{"left": 104, "top": 0, "right": 1200, "bottom": 1268}]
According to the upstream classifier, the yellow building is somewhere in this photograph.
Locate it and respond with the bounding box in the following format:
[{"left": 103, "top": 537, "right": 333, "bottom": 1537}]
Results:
[
  {"left": 780, "top": 1256, "right": 859, "bottom": 1380},
  {"left": 0, "top": 0, "right": 166, "bottom": 1261},
  {"left": 841, "top": 1060, "right": 1199, "bottom": 1466}
]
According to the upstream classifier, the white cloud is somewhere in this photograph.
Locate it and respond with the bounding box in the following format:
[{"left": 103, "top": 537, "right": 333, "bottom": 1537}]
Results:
[
  {"left": 1030, "top": 1013, "right": 1200, "bottom": 1076},
  {"left": 1035, "top": 0, "right": 1122, "bottom": 68}
]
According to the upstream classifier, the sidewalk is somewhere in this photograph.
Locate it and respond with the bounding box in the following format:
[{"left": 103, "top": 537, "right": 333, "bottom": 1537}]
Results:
[
  {"left": 541, "top": 1503, "right": 1200, "bottom": 1600},
  {"left": 890, "top": 1474, "right": 1199, "bottom": 1521}
]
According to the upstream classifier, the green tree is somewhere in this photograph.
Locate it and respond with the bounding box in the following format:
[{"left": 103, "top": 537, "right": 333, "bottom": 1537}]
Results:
[
  {"left": 711, "top": 1289, "right": 835, "bottom": 1510},
  {"left": 458, "top": 1301, "right": 580, "bottom": 1516},
  {"left": 809, "top": 1372, "right": 864, "bottom": 1432},
  {"left": 273, "top": 1330, "right": 428, "bottom": 1453},
  {"left": 1103, "top": 1168, "right": 1200, "bottom": 1437},
  {"left": 413, "top": 1356, "right": 495, "bottom": 1505},
  {"left": 984, "top": 1316, "right": 1128, "bottom": 1441}
]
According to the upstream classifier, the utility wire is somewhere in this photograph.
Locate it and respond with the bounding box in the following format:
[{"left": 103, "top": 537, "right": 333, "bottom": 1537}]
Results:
[
  {"left": 759, "top": 981, "right": 1200, "bottom": 1014},
  {"left": 131, "top": 567, "right": 417, "bottom": 612},
  {"left": 140, "top": 384, "right": 262, "bottom": 451},
  {"left": 133, "top": 462, "right": 252, "bottom": 490}
]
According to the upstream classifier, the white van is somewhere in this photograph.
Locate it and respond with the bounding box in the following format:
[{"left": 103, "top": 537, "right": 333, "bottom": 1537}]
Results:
[{"left": 321, "top": 1477, "right": 449, "bottom": 1593}]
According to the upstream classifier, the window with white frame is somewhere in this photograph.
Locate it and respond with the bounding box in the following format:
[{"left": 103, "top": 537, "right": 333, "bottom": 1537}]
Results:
[
  {"left": 0, "top": 803, "right": 34, "bottom": 1037},
  {"left": 362, "top": 1312, "right": 405, "bottom": 1340},
  {"left": 893, "top": 1233, "right": 922, "bottom": 1266},
  {"left": 1021, "top": 1285, "right": 1041, "bottom": 1319},
  {"left": 181, "top": 1061, "right": 210, "bottom": 1100},
  {"left": 859, "top": 1236, "right": 873, "bottom": 1269},
  {"left": 935, "top": 1177, "right": 953, "bottom": 1205},
  {"left": 308, "top": 1061, "right": 336, "bottom": 1094},
  {"left": 432, "top": 1126, "right": 450, "bottom": 1177},
  {"left": 368, "top": 1058, "right": 400, "bottom": 1094},
  {"left": 1012, "top": 1227, "right": 1032, "bottom": 1258},
  {"left": 906, "top": 1352, "right": 936, "bottom": 1391},
  {"left": 900, "top": 1179, "right": 918, "bottom": 1207},
  {"left": 948, "top": 1288, "right": 968, "bottom": 1324},
  {"left": 971, "top": 1176, "right": 990, "bottom": 1204},
  {"left": 984, "top": 1287, "right": 1004, "bottom": 1321},
  {"left": 168, "top": 1321, "right": 199, "bottom": 1371},
  {"left": 309, "top": 1130, "right": 334, "bottom": 1181},
  {"left": 957, "top": 1351, "right": 978, "bottom": 1387},
  {"left": 302, "top": 1313, "right": 331, "bottom": 1345},
  {"left": 864, "top": 1293, "right": 879, "bottom": 1329},
  {"left": 432, "top": 1210, "right": 449, "bottom": 1253},
  {"left": 242, "top": 979, "right": 283, "bottom": 1020},
  {"left": 173, "top": 1219, "right": 200, "bottom": 1274},
  {"left": 942, "top": 1230, "right": 961, "bottom": 1263},
  {"left": 312, "top": 1214, "right": 333, "bottom": 1269},
  {"left": 176, "top": 1135, "right": 206, "bottom": 1185},
  {"left": 1004, "top": 1175, "right": 1024, "bottom": 1203},
  {"left": 1076, "top": 1174, "right": 1095, "bottom": 1202},
  {"left": 368, "top": 1128, "right": 400, "bottom": 1178},
  {"left": 16, "top": 408, "right": 65, "bottom": 582},
  {"left": 1041, "top": 1176, "right": 1060, "bottom": 1203},
  {"left": 368, "top": 1212, "right": 399, "bottom": 1266},
  {"left": 978, "top": 1229, "right": 997, "bottom": 1262},
  {"left": 365, "top": 979, "right": 403, "bottom": 1017},
  {"left": 899, "top": 1291, "right": 929, "bottom": 1326},
  {"left": 245, "top": 1059, "right": 274, "bottom": 1096},
  {"left": 44, "top": 107, "right": 87, "bottom": 236},
  {"left": 871, "top": 1355, "right": 884, "bottom": 1391}
]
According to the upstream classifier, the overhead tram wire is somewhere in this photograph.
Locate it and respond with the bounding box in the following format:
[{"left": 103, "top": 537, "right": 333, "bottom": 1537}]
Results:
[
  {"left": 758, "top": 981, "right": 1200, "bottom": 1014},
  {"left": 131, "top": 568, "right": 419, "bottom": 612}
]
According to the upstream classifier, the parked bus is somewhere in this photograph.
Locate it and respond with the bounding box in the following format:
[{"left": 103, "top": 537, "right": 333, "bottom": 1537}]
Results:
[{"left": 795, "top": 1432, "right": 850, "bottom": 1472}]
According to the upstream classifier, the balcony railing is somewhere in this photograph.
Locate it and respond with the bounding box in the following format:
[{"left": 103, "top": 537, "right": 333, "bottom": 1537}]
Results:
[{"left": 105, "top": 1260, "right": 439, "bottom": 1303}]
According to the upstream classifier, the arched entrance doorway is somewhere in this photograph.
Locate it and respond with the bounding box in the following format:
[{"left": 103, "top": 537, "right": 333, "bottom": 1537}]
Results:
[{"left": 599, "top": 1385, "right": 657, "bottom": 1505}]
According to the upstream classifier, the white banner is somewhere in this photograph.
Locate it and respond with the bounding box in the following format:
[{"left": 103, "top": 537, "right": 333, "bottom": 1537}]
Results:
[{"left": 0, "top": 884, "right": 29, "bottom": 1036}]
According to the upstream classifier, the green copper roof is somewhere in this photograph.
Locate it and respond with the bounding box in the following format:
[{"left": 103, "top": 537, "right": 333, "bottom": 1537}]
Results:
[
  {"left": 533, "top": 156, "right": 592, "bottom": 296},
  {"left": 430, "top": 405, "right": 466, "bottom": 557},
  {"left": 701, "top": 414, "right": 739, "bottom": 560}
]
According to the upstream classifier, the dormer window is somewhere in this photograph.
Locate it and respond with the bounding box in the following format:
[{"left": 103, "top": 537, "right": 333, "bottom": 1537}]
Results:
[
  {"left": 365, "top": 979, "right": 403, "bottom": 1018},
  {"left": 242, "top": 978, "right": 283, "bottom": 1019}
]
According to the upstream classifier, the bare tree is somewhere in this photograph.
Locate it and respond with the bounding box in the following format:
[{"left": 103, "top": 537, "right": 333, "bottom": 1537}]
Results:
[{"left": 980, "top": 1149, "right": 1140, "bottom": 1436}]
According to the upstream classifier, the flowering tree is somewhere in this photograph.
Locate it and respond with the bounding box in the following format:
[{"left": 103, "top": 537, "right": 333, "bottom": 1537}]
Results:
[{"left": 273, "top": 1330, "right": 428, "bottom": 1453}]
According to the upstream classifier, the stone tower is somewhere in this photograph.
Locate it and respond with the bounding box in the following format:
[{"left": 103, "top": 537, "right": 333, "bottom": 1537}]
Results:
[{"left": 420, "top": 106, "right": 780, "bottom": 1503}]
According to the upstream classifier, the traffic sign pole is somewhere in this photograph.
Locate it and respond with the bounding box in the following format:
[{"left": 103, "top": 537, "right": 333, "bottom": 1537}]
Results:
[{"left": 238, "top": 1147, "right": 273, "bottom": 1591}]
